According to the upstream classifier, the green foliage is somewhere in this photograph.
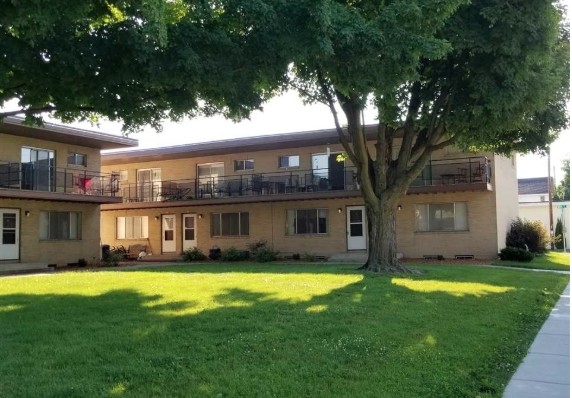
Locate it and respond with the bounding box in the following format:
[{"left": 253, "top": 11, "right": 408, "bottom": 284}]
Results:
[
  {"left": 247, "top": 239, "right": 269, "bottom": 255},
  {"left": 220, "top": 247, "right": 249, "bottom": 262},
  {"left": 494, "top": 251, "right": 569, "bottom": 271},
  {"left": 102, "top": 250, "right": 122, "bottom": 267},
  {"left": 182, "top": 247, "right": 207, "bottom": 262},
  {"left": 555, "top": 159, "right": 570, "bottom": 201},
  {"left": 506, "top": 218, "right": 551, "bottom": 253},
  {"left": 554, "top": 218, "right": 564, "bottom": 250},
  {"left": 247, "top": 239, "right": 278, "bottom": 262},
  {"left": 255, "top": 247, "right": 279, "bottom": 263},
  {"left": 498, "top": 247, "right": 535, "bottom": 263},
  {"left": 77, "top": 258, "right": 87, "bottom": 268}
]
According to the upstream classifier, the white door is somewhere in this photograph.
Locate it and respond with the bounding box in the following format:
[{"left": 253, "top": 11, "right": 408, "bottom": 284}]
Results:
[
  {"left": 162, "top": 214, "right": 176, "bottom": 253},
  {"left": 0, "top": 209, "right": 19, "bottom": 260},
  {"left": 347, "top": 206, "right": 367, "bottom": 251},
  {"left": 182, "top": 214, "right": 197, "bottom": 251}
]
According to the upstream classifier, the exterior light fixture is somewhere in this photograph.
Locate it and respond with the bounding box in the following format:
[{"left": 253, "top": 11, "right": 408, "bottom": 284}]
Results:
[
  {"left": 337, "top": 208, "right": 343, "bottom": 214},
  {"left": 198, "top": 214, "right": 203, "bottom": 219},
  {"left": 154, "top": 216, "right": 160, "bottom": 221},
  {"left": 25, "top": 211, "right": 30, "bottom": 217},
  {"left": 397, "top": 205, "right": 402, "bottom": 211}
]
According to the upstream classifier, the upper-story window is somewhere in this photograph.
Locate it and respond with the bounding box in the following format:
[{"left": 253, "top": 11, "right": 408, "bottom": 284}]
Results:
[
  {"left": 279, "top": 155, "right": 300, "bottom": 168},
  {"left": 234, "top": 159, "right": 254, "bottom": 172},
  {"left": 67, "top": 152, "right": 87, "bottom": 167}
]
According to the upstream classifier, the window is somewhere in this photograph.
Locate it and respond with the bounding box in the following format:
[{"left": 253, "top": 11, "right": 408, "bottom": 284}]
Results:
[
  {"left": 286, "top": 209, "right": 328, "bottom": 235},
  {"left": 279, "top": 155, "right": 300, "bottom": 168},
  {"left": 39, "top": 212, "right": 81, "bottom": 240},
  {"left": 67, "top": 152, "right": 87, "bottom": 167},
  {"left": 234, "top": 159, "right": 254, "bottom": 171},
  {"left": 117, "top": 216, "right": 149, "bottom": 239},
  {"left": 414, "top": 202, "right": 468, "bottom": 232},
  {"left": 211, "top": 212, "right": 249, "bottom": 237}
]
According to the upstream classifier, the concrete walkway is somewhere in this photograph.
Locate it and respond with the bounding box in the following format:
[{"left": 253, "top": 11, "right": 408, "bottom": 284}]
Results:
[{"left": 504, "top": 283, "right": 570, "bottom": 398}]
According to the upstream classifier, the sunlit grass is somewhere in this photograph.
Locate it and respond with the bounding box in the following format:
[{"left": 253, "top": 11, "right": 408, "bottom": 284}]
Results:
[
  {"left": 391, "top": 278, "right": 515, "bottom": 297},
  {"left": 494, "top": 250, "right": 570, "bottom": 271},
  {"left": 0, "top": 263, "right": 567, "bottom": 398}
]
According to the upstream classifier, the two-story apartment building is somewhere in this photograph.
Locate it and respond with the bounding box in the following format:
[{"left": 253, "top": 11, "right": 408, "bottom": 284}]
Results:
[
  {"left": 0, "top": 117, "right": 137, "bottom": 271},
  {"left": 100, "top": 125, "right": 518, "bottom": 260}
]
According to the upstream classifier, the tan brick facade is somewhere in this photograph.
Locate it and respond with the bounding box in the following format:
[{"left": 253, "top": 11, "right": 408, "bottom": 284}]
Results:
[
  {"left": 1, "top": 199, "right": 100, "bottom": 265},
  {"left": 100, "top": 134, "right": 517, "bottom": 261}
]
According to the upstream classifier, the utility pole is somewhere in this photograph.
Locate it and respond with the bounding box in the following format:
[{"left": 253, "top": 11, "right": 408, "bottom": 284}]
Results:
[{"left": 548, "top": 150, "right": 554, "bottom": 250}]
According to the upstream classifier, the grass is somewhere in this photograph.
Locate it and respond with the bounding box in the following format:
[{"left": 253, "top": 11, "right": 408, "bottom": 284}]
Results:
[
  {"left": 0, "top": 263, "right": 567, "bottom": 398},
  {"left": 494, "top": 251, "right": 570, "bottom": 271}
]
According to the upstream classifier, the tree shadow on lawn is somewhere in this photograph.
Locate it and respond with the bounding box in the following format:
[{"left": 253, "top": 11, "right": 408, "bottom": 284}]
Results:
[{"left": 0, "top": 272, "right": 565, "bottom": 398}]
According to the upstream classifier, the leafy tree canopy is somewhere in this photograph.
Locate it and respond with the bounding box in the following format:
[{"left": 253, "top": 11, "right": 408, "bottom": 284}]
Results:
[
  {"left": 555, "top": 159, "right": 570, "bottom": 201},
  {"left": 1, "top": 0, "right": 568, "bottom": 271}
]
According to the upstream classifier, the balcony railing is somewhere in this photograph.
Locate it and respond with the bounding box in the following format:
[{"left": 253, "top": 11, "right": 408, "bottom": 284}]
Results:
[
  {"left": 0, "top": 160, "right": 119, "bottom": 197},
  {"left": 121, "top": 167, "right": 360, "bottom": 203},
  {"left": 410, "top": 156, "right": 491, "bottom": 187},
  {"left": 119, "top": 156, "right": 491, "bottom": 204}
]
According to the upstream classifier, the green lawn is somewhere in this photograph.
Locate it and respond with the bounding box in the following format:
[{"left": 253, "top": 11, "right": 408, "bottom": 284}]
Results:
[
  {"left": 494, "top": 251, "right": 570, "bottom": 271},
  {"left": 0, "top": 263, "right": 567, "bottom": 398}
]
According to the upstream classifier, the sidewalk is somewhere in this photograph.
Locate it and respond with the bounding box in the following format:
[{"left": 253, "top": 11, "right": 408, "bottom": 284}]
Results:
[{"left": 504, "top": 283, "right": 570, "bottom": 398}]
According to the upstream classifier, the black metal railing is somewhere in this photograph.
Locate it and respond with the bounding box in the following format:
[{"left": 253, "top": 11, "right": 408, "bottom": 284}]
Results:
[
  {"left": 0, "top": 160, "right": 120, "bottom": 196},
  {"left": 410, "top": 156, "right": 491, "bottom": 187},
  {"left": 119, "top": 156, "right": 491, "bottom": 203},
  {"left": 120, "top": 167, "right": 360, "bottom": 203}
]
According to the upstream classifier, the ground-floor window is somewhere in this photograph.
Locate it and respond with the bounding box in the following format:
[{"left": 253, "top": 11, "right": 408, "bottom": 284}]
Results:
[
  {"left": 211, "top": 212, "right": 249, "bottom": 237},
  {"left": 414, "top": 202, "right": 468, "bottom": 232},
  {"left": 286, "top": 209, "right": 328, "bottom": 235},
  {"left": 117, "top": 216, "right": 149, "bottom": 239},
  {"left": 40, "top": 211, "right": 82, "bottom": 240}
]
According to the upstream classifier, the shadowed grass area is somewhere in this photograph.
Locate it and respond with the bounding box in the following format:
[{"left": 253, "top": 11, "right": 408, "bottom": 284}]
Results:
[
  {"left": 493, "top": 251, "right": 570, "bottom": 271},
  {"left": 0, "top": 263, "right": 567, "bottom": 397}
]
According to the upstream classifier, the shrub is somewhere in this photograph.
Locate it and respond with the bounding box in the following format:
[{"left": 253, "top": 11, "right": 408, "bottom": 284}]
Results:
[
  {"left": 182, "top": 247, "right": 207, "bottom": 262},
  {"left": 302, "top": 252, "right": 317, "bottom": 262},
  {"left": 78, "top": 258, "right": 88, "bottom": 267},
  {"left": 506, "top": 218, "right": 550, "bottom": 253},
  {"left": 220, "top": 247, "right": 249, "bottom": 262},
  {"left": 498, "top": 247, "right": 535, "bottom": 262},
  {"left": 102, "top": 251, "right": 122, "bottom": 267},
  {"left": 255, "top": 247, "right": 279, "bottom": 263},
  {"left": 292, "top": 253, "right": 301, "bottom": 261},
  {"left": 554, "top": 218, "right": 564, "bottom": 250},
  {"left": 247, "top": 239, "right": 268, "bottom": 255}
]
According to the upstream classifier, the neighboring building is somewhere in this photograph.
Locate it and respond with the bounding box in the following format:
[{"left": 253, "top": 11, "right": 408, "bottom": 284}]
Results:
[
  {"left": 0, "top": 117, "right": 137, "bottom": 270},
  {"left": 100, "top": 125, "right": 518, "bottom": 260},
  {"left": 518, "top": 177, "right": 570, "bottom": 251}
]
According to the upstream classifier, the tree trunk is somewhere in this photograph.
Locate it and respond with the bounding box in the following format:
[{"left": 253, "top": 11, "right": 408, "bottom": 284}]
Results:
[{"left": 361, "top": 202, "right": 412, "bottom": 273}]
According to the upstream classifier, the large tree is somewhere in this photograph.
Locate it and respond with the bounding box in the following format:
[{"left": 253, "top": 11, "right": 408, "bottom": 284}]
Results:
[{"left": 1, "top": 1, "right": 568, "bottom": 272}]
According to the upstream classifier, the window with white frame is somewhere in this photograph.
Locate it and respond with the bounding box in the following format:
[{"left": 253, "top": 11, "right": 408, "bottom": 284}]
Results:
[
  {"left": 211, "top": 212, "right": 249, "bottom": 237},
  {"left": 234, "top": 159, "right": 254, "bottom": 171},
  {"left": 39, "top": 211, "right": 82, "bottom": 240},
  {"left": 279, "top": 155, "right": 300, "bottom": 168},
  {"left": 286, "top": 209, "right": 328, "bottom": 235},
  {"left": 67, "top": 152, "right": 87, "bottom": 167},
  {"left": 117, "top": 216, "right": 149, "bottom": 239},
  {"left": 414, "top": 202, "right": 468, "bottom": 232}
]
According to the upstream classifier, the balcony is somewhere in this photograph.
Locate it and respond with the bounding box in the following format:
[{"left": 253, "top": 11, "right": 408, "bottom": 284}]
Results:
[
  {"left": 408, "top": 156, "right": 492, "bottom": 194},
  {"left": 0, "top": 160, "right": 123, "bottom": 204},
  {"left": 119, "top": 167, "right": 361, "bottom": 206},
  {"left": 110, "top": 156, "right": 492, "bottom": 209}
]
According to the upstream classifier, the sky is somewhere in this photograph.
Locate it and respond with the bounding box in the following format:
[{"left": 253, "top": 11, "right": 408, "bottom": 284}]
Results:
[{"left": 73, "top": 90, "right": 570, "bottom": 185}]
